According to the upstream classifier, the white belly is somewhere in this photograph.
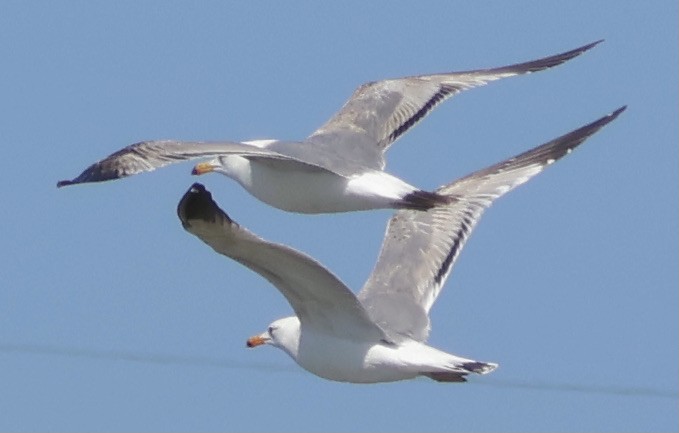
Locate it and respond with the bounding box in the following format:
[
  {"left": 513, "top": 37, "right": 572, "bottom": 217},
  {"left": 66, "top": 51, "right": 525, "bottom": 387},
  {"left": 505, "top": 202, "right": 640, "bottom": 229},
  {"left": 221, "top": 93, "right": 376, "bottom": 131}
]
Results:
[
  {"left": 294, "top": 332, "right": 419, "bottom": 383},
  {"left": 218, "top": 156, "right": 403, "bottom": 213}
]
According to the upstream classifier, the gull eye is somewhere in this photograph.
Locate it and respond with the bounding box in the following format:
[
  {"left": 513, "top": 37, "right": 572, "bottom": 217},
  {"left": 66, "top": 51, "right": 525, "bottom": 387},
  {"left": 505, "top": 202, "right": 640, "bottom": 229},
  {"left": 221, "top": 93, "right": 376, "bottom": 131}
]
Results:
[{"left": 268, "top": 326, "right": 275, "bottom": 335}]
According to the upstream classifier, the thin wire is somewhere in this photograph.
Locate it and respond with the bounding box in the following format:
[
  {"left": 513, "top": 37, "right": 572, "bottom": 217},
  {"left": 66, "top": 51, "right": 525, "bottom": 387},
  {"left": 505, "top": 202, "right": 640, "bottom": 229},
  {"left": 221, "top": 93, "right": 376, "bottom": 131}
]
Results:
[
  {"left": 0, "top": 343, "right": 296, "bottom": 373},
  {"left": 470, "top": 377, "right": 677, "bottom": 399},
  {"left": 2, "top": 342, "right": 676, "bottom": 399}
]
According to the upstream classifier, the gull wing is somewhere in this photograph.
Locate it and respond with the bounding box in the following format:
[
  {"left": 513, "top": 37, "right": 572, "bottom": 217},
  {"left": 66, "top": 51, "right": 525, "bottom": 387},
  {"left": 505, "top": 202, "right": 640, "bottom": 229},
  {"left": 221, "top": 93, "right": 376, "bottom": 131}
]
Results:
[
  {"left": 357, "top": 106, "right": 626, "bottom": 342},
  {"left": 307, "top": 41, "right": 602, "bottom": 170},
  {"left": 177, "top": 183, "right": 388, "bottom": 342},
  {"left": 57, "top": 140, "right": 312, "bottom": 187}
]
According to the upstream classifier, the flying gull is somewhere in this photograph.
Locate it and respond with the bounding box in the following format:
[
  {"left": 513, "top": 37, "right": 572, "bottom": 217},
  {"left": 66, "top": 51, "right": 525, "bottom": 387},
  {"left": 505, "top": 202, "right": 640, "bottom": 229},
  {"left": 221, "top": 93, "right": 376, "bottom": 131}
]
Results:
[
  {"left": 176, "top": 106, "right": 625, "bottom": 383},
  {"left": 59, "top": 41, "right": 602, "bottom": 214}
]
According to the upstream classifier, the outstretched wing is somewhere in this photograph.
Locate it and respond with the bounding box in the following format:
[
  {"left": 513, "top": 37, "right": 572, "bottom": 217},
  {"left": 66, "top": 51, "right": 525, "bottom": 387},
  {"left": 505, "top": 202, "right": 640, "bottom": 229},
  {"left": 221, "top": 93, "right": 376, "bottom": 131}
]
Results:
[
  {"left": 57, "top": 140, "right": 304, "bottom": 187},
  {"left": 177, "top": 183, "right": 387, "bottom": 342},
  {"left": 307, "top": 41, "right": 602, "bottom": 170},
  {"left": 358, "top": 106, "right": 626, "bottom": 342}
]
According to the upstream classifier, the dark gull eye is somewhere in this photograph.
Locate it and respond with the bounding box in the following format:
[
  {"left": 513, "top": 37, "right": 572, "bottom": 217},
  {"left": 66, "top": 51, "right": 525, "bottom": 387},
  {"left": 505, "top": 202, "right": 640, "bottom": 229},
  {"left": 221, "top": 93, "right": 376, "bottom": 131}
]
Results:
[{"left": 268, "top": 326, "right": 275, "bottom": 335}]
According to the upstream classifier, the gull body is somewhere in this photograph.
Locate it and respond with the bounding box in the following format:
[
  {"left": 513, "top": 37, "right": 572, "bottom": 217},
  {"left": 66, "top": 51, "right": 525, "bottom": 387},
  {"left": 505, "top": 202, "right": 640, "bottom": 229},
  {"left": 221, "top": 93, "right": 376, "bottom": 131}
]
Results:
[
  {"left": 60, "top": 41, "right": 602, "bottom": 214},
  {"left": 204, "top": 144, "right": 424, "bottom": 213},
  {"left": 256, "top": 316, "right": 492, "bottom": 383},
  {"left": 177, "top": 106, "right": 624, "bottom": 383}
]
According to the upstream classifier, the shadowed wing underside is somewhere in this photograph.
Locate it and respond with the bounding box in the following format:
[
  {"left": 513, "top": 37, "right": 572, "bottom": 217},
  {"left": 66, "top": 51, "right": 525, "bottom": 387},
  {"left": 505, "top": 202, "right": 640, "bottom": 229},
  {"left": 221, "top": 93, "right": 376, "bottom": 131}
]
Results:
[
  {"left": 357, "top": 106, "right": 626, "bottom": 342},
  {"left": 177, "top": 184, "right": 387, "bottom": 342}
]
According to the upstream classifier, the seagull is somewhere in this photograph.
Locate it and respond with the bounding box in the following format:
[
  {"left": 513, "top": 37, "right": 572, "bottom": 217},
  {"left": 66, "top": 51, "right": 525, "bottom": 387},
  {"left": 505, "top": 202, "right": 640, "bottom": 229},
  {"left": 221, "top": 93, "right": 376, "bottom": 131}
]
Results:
[
  {"left": 176, "top": 107, "right": 625, "bottom": 383},
  {"left": 59, "top": 41, "right": 601, "bottom": 214}
]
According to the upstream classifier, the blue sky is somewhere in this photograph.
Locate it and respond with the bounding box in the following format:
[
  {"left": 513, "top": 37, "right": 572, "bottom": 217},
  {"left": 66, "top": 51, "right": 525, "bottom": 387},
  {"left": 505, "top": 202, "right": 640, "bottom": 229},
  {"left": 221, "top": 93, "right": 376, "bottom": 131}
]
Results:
[{"left": 1, "top": 1, "right": 676, "bottom": 431}]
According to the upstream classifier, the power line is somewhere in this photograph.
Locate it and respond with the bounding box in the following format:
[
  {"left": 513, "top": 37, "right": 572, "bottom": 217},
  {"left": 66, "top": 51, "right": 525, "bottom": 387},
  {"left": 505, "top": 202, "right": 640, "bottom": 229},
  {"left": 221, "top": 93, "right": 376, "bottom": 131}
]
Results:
[
  {"left": 472, "top": 377, "right": 677, "bottom": 399},
  {"left": 0, "top": 342, "right": 296, "bottom": 373},
  {"left": 2, "top": 342, "right": 676, "bottom": 399}
]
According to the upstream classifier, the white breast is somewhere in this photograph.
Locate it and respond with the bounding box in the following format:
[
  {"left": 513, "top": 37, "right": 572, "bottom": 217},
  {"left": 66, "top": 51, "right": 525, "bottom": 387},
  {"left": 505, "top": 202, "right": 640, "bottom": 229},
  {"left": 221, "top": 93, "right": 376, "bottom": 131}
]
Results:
[
  {"left": 215, "top": 156, "right": 401, "bottom": 213},
  {"left": 293, "top": 330, "right": 419, "bottom": 383}
]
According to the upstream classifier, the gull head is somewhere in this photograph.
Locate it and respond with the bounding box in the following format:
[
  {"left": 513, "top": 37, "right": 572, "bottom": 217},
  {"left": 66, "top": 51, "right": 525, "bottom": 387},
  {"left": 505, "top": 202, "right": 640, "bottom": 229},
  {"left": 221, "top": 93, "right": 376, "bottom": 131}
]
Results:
[{"left": 247, "top": 316, "right": 300, "bottom": 356}]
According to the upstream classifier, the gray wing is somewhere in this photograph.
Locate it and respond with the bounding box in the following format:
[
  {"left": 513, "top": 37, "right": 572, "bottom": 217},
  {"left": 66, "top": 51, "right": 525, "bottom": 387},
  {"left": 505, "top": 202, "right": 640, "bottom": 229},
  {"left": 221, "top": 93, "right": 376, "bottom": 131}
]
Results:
[
  {"left": 358, "top": 106, "right": 626, "bottom": 342},
  {"left": 306, "top": 40, "right": 602, "bottom": 170},
  {"left": 177, "top": 183, "right": 388, "bottom": 342},
  {"left": 57, "top": 140, "right": 306, "bottom": 187}
]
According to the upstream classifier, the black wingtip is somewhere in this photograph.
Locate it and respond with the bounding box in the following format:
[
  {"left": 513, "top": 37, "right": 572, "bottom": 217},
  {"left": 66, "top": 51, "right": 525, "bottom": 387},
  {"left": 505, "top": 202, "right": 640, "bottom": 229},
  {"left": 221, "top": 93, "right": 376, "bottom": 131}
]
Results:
[
  {"left": 583, "top": 39, "right": 604, "bottom": 51},
  {"left": 609, "top": 105, "right": 628, "bottom": 119},
  {"left": 592, "top": 105, "right": 627, "bottom": 134},
  {"left": 188, "top": 182, "right": 208, "bottom": 194},
  {"left": 568, "top": 39, "right": 604, "bottom": 56},
  {"left": 56, "top": 179, "right": 74, "bottom": 188},
  {"left": 537, "top": 39, "right": 604, "bottom": 68},
  {"left": 177, "top": 182, "right": 231, "bottom": 228},
  {"left": 560, "top": 105, "right": 627, "bottom": 149},
  {"left": 177, "top": 182, "right": 212, "bottom": 223},
  {"left": 493, "top": 39, "right": 605, "bottom": 76},
  {"left": 538, "top": 105, "right": 627, "bottom": 163}
]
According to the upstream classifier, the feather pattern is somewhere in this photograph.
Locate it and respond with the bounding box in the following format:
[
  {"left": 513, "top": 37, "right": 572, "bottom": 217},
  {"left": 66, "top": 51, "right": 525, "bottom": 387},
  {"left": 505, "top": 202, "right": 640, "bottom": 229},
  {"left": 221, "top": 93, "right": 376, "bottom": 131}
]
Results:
[
  {"left": 358, "top": 106, "right": 626, "bottom": 341},
  {"left": 308, "top": 40, "right": 603, "bottom": 168}
]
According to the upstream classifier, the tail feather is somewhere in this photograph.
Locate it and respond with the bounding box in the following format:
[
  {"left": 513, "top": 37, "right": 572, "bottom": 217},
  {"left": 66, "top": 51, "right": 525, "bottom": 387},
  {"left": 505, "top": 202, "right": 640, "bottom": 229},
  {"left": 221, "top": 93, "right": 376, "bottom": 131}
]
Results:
[
  {"left": 422, "top": 372, "right": 469, "bottom": 383},
  {"left": 463, "top": 361, "right": 498, "bottom": 375},
  {"left": 422, "top": 360, "right": 498, "bottom": 383}
]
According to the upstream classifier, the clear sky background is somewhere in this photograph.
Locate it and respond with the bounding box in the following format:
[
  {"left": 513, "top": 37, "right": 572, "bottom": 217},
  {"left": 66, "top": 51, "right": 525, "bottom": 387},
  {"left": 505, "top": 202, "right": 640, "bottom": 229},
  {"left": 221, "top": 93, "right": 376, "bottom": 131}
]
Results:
[{"left": 1, "top": 1, "right": 677, "bottom": 431}]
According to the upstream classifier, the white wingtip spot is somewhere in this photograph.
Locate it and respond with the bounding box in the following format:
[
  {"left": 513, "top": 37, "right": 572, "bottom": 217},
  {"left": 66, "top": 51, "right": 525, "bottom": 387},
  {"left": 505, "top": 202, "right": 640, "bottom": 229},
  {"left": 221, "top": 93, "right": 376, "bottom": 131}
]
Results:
[{"left": 546, "top": 158, "right": 556, "bottom": 165}]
